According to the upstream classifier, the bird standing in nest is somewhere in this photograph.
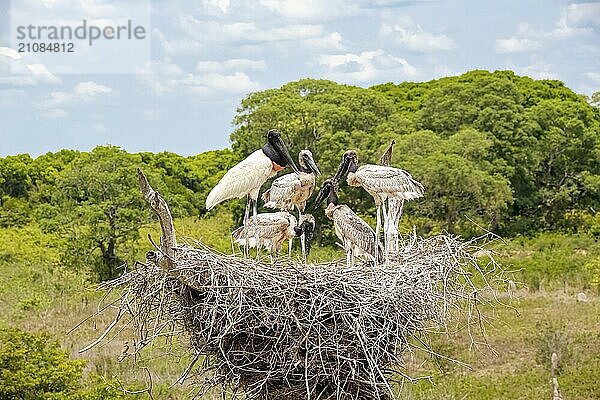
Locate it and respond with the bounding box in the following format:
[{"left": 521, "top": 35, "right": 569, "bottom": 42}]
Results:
[
  {"left": 206, "top": 129, "right": 300, "bottom": 257},
  {"left": 339, "top": 149, "right": 424, "bottom": 257},
  {"left": 262, "top": 150, "right": 320, "bottom": 256},
  {"left": 314, "top": 177, "right": 383, "bottom": 269},
  {"left": 232, "top": 212, "right": 315, "bottom": 261}
]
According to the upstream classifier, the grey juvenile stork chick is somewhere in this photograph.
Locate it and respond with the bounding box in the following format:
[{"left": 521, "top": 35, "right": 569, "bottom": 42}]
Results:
[
  {"left": 314, "top": 178, "right": 383, "bottom": 268},
  {"left": 340, "top": 150, "right": 424, "bottom": 257},
  {"left": 262, "top": 150, "right": 320, "bottom": 256},
  {"left": 262, "top": 150, "right": 321, "bottom": 214},
  {"left": 232, "top": 212, "right": 297, "bottom": 258}
]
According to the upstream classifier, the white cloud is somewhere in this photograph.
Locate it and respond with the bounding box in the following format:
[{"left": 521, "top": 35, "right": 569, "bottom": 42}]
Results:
[
  {"left": 561, "top": 3, "right": 600, "bottom": 29},
  {"left": 380, "top": 18, "right": 455, "bottom": 52},
  {"left": 0, "top": 47, "right": 62, "bottom": 86},
  {"left": 138, "top": 60, "right": 182, "bottom": 95},
  {"left": 185, "top": 72, "right": 262, "bottom": 96},
  {"left": 0, "top": 47, "right": 21, "bottom": 60},
  {"left": 496, "top": 3, "right": 598, "bottom": 54},
  {"left": 153, "top": 29, "right": 202, "bottom": 56},
  {"left": 495, "top": 37, "right": 541, "bottom": 54},
  {"left": 260, "top": 0, "right": 359, "bottom": 20},
  {"left": 139, "top": 59, "right": 262, "bottom": 98},
  {"left": 73, "top": 81, "right": 112, "bottom": 97},
  {"left": 197, "top": 59, "right": 267, "bottom": 72},
  {"left": 317, "top": 49, "right": 418, "bottom": 83},
  {"left": 303, "top": 32, "right": 345, "bottom": 51},
  {"left": 40, "top": 81, "right": 112, "bottom": 109},
  {"left": 26, "top": 64, "right": 63, "bottom": 85},
  {"left": 203, "top": 0, "right": 231, "bottom": 13},
  {"left": 178, "top": 14, "right": 324, "bottom": 44}
]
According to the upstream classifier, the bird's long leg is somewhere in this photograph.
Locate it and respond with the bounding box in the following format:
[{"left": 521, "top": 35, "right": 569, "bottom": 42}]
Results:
[
  {"left": 288, "top": 237, "right": 293, "bottom": 259},
  {"left": 375, "top": 203, "right": 382, "bottom": 251},
  {"left": 243, "top": 198, "right": 251, "bottom": 258},
  {"left": 381, "top": 199, "right": 392, "bottom": 253},
  {"left": 297, "top": 207, "right": 306, "bottom": 262},
  {"left": 394, "top": 199, "right": 405, "bottom": 252},
  {"left": 252, "top": 198, "right": 259, "bottom": 260},
  {"left": 375, "top": 204, "right": 381, "bottom": 247},
  {"left": 344, "top": 240, "right": 353, "bottom": 269},
  {"left": 346, "top": 250, "right": 352, "bottom": 269}
]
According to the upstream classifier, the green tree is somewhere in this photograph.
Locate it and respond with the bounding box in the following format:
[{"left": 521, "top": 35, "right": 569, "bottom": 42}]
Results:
[{"left": 37, "top": 146, "right": 149, "bottom": 281}]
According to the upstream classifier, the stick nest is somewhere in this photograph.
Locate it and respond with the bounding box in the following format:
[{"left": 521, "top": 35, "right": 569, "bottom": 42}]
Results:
[{"left": 98, "top": 233, "right": 501, "bottom": 400}]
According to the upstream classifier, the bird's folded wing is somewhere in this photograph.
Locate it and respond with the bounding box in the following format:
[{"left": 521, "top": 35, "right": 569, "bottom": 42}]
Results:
[
  {"left": 357, "top": 165, "right": 424, "bottom": 198},
  {"left": 206, "top": 150, "right": 273, "bottom": 209},
  {"left": 333, "top": 205, "right": 378, "bottom": 256}
]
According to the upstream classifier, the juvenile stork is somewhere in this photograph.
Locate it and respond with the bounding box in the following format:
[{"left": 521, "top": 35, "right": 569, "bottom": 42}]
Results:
[
  {"left": 262, "top": 150, "right": 320, "bottom": 256},
  {"left": 336, "top": 150, "right": 424, "bottom": 256},
  {"left": 314, "top": 177, "right": 383, "bottom": 268},
  {"left": 232, "top": 212, "right": 314, "bottom": 260},
  {"left": 206, "top": 129, "right": 299, "bottom": 256}
]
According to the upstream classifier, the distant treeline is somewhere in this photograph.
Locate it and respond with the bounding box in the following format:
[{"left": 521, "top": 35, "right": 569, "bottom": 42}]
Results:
[{"left": 1, "top": 70, "right": 599, "bottom": 278}]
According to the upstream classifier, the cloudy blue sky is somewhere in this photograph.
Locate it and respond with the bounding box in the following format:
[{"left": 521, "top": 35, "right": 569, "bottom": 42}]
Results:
[{"left": 1, "top": 0, "right": 599, "bottom": 157}]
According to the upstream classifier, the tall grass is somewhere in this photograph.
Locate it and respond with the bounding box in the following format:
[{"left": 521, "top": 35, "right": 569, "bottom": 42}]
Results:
[{"left": 1, "top": 217, "right": 600, "bottom": 399}]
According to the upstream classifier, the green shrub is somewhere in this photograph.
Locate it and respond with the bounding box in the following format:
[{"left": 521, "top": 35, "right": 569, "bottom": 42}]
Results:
[
  {"left": 0, "top": 327, "right": 128, "bottom": 400},
  {"left": 0, "top": 327, "right": 85, "bottom": 399}
]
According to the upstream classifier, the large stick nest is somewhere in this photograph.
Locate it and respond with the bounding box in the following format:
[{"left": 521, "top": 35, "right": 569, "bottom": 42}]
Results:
[{"left": 87, "top": 170, "right": 504, "bottom": 400}]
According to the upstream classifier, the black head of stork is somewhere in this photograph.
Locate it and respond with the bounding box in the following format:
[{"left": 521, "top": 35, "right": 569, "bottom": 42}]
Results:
[
  {"left": 294, "top": 214, "right": 315, "bottom": 255},
  {"left": 332, "top": 150, "right": 358, "bottom": 182},
  {"left": 313, "top": 177, "right": 339, "bottom": 209},
  {"left": 299, "top": 150, "right": 321, "bottom": 175},
  {"left": 263, "top": 129, "right": 300, "bottom": 174}
]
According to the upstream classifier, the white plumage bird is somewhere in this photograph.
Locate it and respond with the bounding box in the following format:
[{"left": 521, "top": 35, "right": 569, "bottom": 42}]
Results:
[
  {"left": 379, "top": 140, "right": 403, "bottom": 253},
  {"left": 337, "top": 150, "right": 424, "bottom": 256},
  {"left": 262, "top": 150, "right": 320, "bottom": 257},
  {"left": 232, "top": 212, "right": 315, "bottom": 259},
  {"left": 262, "top": 150, "right": 320, "bottom": 215},
  {"left": 206, "top": 129, "right": 299, "bottom": 257},
  {"left": 314, "top": 178, "right": 383, "bottom": 268}
]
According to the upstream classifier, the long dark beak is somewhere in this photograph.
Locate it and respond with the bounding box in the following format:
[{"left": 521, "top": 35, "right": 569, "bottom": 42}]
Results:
[
  {"left": 305, "top": 155, "right": 321, "bottom": 175},
  {"left": 274, "top": 137, "right": 300, "bottom": 174},
  {"left": 304, "top": 224, "right": 314, "bottom": 256},
  {"left": 332, "top": 156, "right": 350, "bottom": 182},
  {"left": 312, "top": 184, "right": 330, "bottom": 209},
  {"left": 347, "top": 156, "right": 358, "bottom": 173}
]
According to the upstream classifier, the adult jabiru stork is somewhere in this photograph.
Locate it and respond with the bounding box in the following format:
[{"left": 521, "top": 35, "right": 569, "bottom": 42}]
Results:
[
  {"left": 206, "top": 129, "right": 300, "bottom": 256},
  {"left": 262, "top": 149, "right": 320, "bottom": 256},
  {"left": 335, "top": 150, "right": 424, "bottom": 257}
]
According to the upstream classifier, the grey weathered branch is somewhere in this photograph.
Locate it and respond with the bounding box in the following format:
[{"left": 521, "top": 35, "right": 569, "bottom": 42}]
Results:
[
  {"left": 138, "top": 168, "right": 210, "bottom": 291},
  {"left": 138, "top": 168, "right": 177, "bottom": 259}
]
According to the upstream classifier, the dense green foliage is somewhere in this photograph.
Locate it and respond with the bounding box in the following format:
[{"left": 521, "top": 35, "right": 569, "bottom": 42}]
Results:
[
  {"left": 0, "top": 70, "right": 598, "bottom": 276},
  {"left": 1, "top": 70, "right": 599, "bottom": 399},
  {"left": 0, "top": 327, "right": 126, "bottom": 400},
  {"left": 232, "top": 71, "right": 600, "bottom": 236}
]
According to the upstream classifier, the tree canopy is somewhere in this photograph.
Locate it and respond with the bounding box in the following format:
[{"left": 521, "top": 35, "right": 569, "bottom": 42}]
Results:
[{"left": 0, "top": 70, "right": 598, "bottom": 278}]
